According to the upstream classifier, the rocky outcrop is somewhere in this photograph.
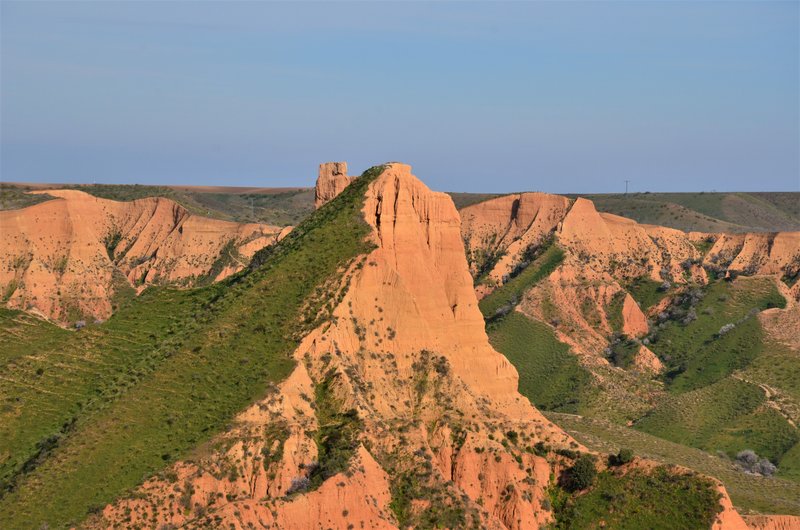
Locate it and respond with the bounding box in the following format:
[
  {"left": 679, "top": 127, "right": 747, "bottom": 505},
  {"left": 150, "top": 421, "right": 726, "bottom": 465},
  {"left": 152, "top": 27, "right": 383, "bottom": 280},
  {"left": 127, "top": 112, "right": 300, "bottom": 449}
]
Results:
[
  {"left": 0, "top": 190, "right": 284, "bottom": 323},
  {"left": 93, "top": 164, "right": 578, "bottom": 530},
  {"left": 462, "top": 193, "right": 800, "bottom": 361},
  {"left": 461, "top": 192, "right": 571, "bottom": 285},
  {"left": 314, "top": 161, "right": 353, "bottom": 208},
  {"left": 622, "top": 293, "right": 649, "bottom": 338},
  {"left": 90, "top": 163, "right": 758, "bottom": 530},
  {"left": 633, "top": 344, "right": 664, "bottom": 374},
  {"left": 700, "top": 232, "right": 800, "bottom": 297}
]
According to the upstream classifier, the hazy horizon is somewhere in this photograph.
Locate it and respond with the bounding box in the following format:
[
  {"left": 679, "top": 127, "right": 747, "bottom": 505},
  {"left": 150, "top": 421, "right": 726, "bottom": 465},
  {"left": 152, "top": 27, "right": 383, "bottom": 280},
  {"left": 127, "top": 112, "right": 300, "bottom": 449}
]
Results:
[{"left": 2, "top": 1, "right": 798, "bottom": 193}]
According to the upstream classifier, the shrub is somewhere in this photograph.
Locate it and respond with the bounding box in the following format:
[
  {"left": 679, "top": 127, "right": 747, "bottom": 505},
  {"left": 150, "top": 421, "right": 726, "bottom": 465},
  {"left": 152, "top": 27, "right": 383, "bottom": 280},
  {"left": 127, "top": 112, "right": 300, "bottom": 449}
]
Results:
[
  {"left": 564, "top": 455, "right": 597, "bottom": 492},
  {"left": 610, "top": 448, "right": 634, "bottom": 466},
  {"left": 286, "top": 476, "right": 310, "bottom": 495},
  {"left": 735, "top": 449, "right": 777, "bottom": 476}
]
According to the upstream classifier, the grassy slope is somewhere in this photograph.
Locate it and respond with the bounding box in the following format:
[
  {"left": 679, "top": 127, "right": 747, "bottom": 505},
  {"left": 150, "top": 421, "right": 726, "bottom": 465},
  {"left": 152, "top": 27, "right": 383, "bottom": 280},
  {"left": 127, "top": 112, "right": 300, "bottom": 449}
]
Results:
[
  {"left": 549, "top": 412, "right": 800, "bottom": 516},
  {"left": 0, "top": 182, "right": 315, "bottom": 226},
  {"left": 636, "top": 278, "right": 799, "bottom": 472},
  {"left": 635, "top": 378, "right": 798, "bottom": 463},
  {"left": 487, "top": 312, "right": 594, "bottom": 413},
  {"left": 0, "top": 308, "right": 69, "bottom": 367},
  {"left": 0, "top": 184, "right": 55, "bottom": 210},
  {"left": 550, "top": 465, "right": 723, "bottom": 530},
  {"left": 446, "top": 191, "right": 503, "bottom": 209},
  {"left": 650, "top": 278, "right": 786, "bottom": 393},
  {"left": 478, "top": 244, "right": 565, "bottom": 318},
  {"left": 0, "top": 167, "right": 382, "bottom": 529}
]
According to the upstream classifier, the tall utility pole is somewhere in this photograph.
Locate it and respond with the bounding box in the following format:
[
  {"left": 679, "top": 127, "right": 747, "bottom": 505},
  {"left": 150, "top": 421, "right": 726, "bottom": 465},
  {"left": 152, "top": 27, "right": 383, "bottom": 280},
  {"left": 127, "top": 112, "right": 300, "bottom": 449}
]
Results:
[{"left": 624, "top": 180, "right": 630, "bottom": 195}]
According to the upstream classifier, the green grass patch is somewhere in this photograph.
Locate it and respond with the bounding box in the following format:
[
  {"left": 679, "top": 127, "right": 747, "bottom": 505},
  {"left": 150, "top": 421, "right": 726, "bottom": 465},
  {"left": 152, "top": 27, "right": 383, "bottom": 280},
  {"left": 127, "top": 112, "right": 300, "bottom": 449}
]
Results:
[
  {"left": 635, "top": 378, "right": 797, "bottom": 464},
  {"left": 606, "top": 292, "right": 626, "bottom": 335},
  {"left": 0, "top": 166, "right": 384, "bottom": 529},
  {"left": 625, "top": 277, "right": 668, "bottom": 311},
  {"left": 0, "top": 308, "right": 69, "bottom": 368},
  {"left": 550, "top": 466, "right": 722, "bottom": 529},
  {"left": 487, "top": 312, "right": 593, "bottom": 413},
  {"left": 0, "top": 185, "right": 55, "bottom": 210},
  {"left": 649, "top": 278, "right": 785, "bottom": 393},
  {"left": 308, "top": 370, "right": 363, "bottom": 490},
  {"left": 548, "top": 412, "right": 800, "bottom": 515},
  {"left": 479, "top": 243, "right": 564, "bottom": 319}
]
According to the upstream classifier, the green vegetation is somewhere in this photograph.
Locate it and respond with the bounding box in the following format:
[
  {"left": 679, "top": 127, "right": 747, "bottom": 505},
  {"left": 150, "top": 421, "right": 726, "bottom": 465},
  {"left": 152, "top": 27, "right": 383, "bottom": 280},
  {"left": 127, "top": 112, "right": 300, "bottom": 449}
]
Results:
[
  {"left": 610, "top": 448, "right": 634, "bottom": 466},
  {"left": 81, "top": 184, "right": 315, "bottom": 226},
  {"left": 446, "top": 191, "right": 503, "bottom": 209},
  {"left": 625, "top": 276, "right": 668, "bottom": 311},
  {"left": 607, "top": 339, "right": 640, "bottom": 369},
  {"left": 197, "top": 240, "right": 245, "bottom": 286},
  {"left": 635, "top": 378, "right": 798, "bottom": 465},
  {"left": 572, "top": 192, "right": 800, "bottom": 233},
  {"left": 478, "top": 242, "right": 565, "bottom": 319},
  {"left": 102, "top": 228, "right": 123, "bottom": 261},
  {"left": 563, "top": 454, "right": 597, "bottom": 492},
  {"left": 606, "top": 292, "right": 626, "bottom": 335},
  {"left": 0, "top": 166, "right": 384, "bottom": 528},
  {"left": 548, "top": 412, "right": 800, "bottom": 515},
  {"left": 650, "top": 278, "right": 785, "bottom": 393},
  {"left": 0, "top": 308, "right": 69, "bottom": 367},
  {"left": 487, "top": 312, "right": 593, "bottom": 413},
  {"left": 387, "top": 448, "right": 478, "bottom": 530},
  {"left": 550, "top": 466, "right": 722, "bottom": 530},
  {"left": 0, "top": 184, "right": 54, "bottom": 210},
  {"left": 308, "top": 370, "right": 363, "bottom": 490}
]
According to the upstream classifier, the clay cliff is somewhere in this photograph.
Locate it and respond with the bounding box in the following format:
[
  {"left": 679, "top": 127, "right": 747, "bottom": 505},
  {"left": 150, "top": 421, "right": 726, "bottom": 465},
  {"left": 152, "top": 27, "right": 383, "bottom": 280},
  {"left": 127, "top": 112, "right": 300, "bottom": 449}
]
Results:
[
  {"left": 0, "top": 190, "right": 286, "bottom": 324},
  {"left": 461, "top": 194, "right": 800, "bottom": 360},
  {"left": 93, "top": 163, "right": 578, "bottom": 529},
  {"left": 86, "top": 164, "right": 755, "bottom": 530}
]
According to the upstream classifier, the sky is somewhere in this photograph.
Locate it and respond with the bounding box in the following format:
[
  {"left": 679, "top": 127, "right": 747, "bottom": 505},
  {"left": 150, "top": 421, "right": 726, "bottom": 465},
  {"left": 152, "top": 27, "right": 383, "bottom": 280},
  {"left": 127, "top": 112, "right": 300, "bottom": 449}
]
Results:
[{"left": 1, "top": 1, "right": 798, "bottom": 193}]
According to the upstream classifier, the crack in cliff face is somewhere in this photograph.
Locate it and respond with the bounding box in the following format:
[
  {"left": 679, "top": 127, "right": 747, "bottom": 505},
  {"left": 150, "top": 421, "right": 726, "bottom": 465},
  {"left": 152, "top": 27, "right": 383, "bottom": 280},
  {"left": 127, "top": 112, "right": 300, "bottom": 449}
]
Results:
[{"left": 374, "top": 196, "right": 382, "bottom": 231}]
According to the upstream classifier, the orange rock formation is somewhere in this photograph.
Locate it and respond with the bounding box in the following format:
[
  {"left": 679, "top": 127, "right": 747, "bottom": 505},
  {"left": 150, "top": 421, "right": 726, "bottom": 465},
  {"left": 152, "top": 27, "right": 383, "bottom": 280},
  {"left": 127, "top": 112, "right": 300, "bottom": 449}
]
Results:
[
  {"left": 91, "top": 164, "right": 754, "bottom": 529},
  {"left": 314, "top": 161, "right": 353, "bottom": 208},
  {"left": 92, "top": 164, "right": 577, "bottom": 529},
  {"left": 460, "top": 192, "right": 570, "bottom": 285},
  {"left": 462, "top": 193, "right": 800, "bottom": 361},
  {"left": 0, "top": 190, "right": 284, "bottom": 323}
]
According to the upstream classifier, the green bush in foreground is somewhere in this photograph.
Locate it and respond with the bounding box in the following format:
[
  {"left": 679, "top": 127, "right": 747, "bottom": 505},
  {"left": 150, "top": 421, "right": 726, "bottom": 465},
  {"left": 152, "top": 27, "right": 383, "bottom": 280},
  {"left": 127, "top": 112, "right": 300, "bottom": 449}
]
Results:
[
  {"left": 563, "top": 454, "right": 597, "bottom": 492},
  {"left": 551, "top": 466, "right": 722, "bottom": 530}
]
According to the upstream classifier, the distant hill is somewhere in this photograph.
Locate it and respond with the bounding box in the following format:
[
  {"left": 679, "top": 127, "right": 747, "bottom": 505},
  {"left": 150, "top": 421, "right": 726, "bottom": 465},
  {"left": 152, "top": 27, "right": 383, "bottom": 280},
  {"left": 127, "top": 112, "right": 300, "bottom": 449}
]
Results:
[
  {"left": 567, "top": 192, "right": 800, "bottom": 233},
  {"left": 0, "top": 182, "right": 314, "bottom": 227},
  {"left": 5, "top": 183, "right": 797, "bottom": 234}
]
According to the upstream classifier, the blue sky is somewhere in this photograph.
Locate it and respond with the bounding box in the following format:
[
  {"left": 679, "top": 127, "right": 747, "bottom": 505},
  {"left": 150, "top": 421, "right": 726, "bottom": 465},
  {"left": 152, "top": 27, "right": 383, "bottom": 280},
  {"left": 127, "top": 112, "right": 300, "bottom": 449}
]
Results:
[{"left": 1, "top": 1, "right": 798, "bottom": 193}]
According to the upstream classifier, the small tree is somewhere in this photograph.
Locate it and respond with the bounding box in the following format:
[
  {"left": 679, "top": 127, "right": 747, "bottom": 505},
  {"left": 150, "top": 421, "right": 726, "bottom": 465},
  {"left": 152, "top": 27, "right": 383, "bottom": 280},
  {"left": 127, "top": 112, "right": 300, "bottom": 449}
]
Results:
[
  {"left": 564, "top": 454, "right": 597, "bottom": 492},
  {"left": 610, "top": 448, "right": 634, "bottom": 466}
]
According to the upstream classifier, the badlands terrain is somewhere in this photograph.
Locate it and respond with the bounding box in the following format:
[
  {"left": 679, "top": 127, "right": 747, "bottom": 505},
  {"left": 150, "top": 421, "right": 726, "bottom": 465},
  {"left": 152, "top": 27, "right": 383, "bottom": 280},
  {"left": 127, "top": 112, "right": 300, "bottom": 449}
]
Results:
[{"left": 0, "top": 163, "right": 799, "bottom": 529}]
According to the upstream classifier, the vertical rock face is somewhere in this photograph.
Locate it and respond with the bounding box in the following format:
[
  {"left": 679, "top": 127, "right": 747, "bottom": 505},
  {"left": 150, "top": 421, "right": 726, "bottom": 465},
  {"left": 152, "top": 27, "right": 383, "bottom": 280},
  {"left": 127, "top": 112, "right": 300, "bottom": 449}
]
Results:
[
  {"left": 0, "top": 190, "right": 284, "bottom": 323},
  {"left": 94, "top": 163, "right": 577, "bottom": 530},
  {"left": 314, "top": 161, "right": 353, "bottom": 208}
]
